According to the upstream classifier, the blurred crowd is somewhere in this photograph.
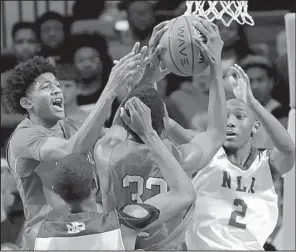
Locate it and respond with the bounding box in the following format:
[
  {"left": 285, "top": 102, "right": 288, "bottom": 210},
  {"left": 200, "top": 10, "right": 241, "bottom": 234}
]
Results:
[{"left": 1, "top": 0, "right": 294, "bottom": 250}]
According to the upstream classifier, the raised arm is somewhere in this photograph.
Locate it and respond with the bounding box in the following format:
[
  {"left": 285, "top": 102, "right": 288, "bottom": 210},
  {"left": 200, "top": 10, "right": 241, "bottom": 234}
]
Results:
[
  {"left": 231, "top": 65, "right": 295, "bottom": 176},
  {"left": 39, "top": 44, "right": 146, "bottom": 162},
  {"left": 169, "top": 18, "right": 227, "bottom": 175},
  {"left": 121, "top": 97, "right": 196, "bottom": 230}
]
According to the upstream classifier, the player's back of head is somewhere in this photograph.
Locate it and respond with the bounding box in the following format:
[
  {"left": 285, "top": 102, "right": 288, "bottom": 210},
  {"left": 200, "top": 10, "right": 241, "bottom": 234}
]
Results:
[
  {"left": 53, "top": 154, "right": 96, "bottom": 203},
  {"left": 122, "top": 87, "right": 165, "bottom": 140}
]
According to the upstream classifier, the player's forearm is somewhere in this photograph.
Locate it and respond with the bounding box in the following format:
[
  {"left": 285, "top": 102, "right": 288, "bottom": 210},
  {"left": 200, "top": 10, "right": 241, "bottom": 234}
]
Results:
[
  {"left": 249, "top": 98, "right": 294, "bottom": 154},
  {"left": 206, "top": 64, "right": 227, "bottom": 136},
  {"left": 141, "top": 130, "right": 193, "bottom": 192},
  {"left": 166, "top": 118, "right": 196, "bottom": 145},
  {"left": 69, "top": 89, "right": 116, "bottom": 154}
]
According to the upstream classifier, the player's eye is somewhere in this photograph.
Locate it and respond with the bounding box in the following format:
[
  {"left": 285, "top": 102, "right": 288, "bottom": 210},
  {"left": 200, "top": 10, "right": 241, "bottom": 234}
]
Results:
[{"left": 236, "top": 114, "right": 245, "bottom": 120}]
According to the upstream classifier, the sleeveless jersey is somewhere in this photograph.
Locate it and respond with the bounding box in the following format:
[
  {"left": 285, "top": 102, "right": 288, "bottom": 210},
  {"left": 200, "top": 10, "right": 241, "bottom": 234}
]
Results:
[
  {"left": 6, "top": 118, "right": 99, "bottom": 250},
  {"left": 185, "top": 147, "right": 278, "bottom": 250},
  {"left": 103, "top": 138, "right": 192, "bottom": 250},
  {"left": 34, "top": 210, "right": 124, "bottom": 250}
]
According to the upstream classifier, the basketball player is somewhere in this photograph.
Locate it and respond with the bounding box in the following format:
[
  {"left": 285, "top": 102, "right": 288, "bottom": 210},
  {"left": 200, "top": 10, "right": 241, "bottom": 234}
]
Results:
[
  {"left": 95, "top": 18, "right": 227, "bottom": 250},
  {"left": 180, "top": 64, "right": 295, "bottom": 250},
  {"left": 4, "top": 44, "right": 146, "bottom": 250},
  {"left": 34, "top": 98, "right": 196, "bottom": 250}
]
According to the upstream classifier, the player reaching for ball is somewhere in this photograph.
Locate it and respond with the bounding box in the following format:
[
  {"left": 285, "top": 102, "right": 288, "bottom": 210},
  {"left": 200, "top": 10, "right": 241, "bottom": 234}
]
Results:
[
  {"left": 34, "top": 96, "right": 196, "bottom": 249},
  {"left": 176, "top": 64, "right": 295, "bottom": 250},
  {"left": 4, "top": 44, "right": 146, "bottom": 250},
  {"left": 94, "top": 18, "right": 227, "bottom": 250}
]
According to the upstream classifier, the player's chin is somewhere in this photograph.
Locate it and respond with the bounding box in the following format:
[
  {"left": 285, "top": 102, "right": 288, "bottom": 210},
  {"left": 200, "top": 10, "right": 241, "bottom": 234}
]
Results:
[{"left": 50, "top": 106, "right": 65, "bottom": 119}]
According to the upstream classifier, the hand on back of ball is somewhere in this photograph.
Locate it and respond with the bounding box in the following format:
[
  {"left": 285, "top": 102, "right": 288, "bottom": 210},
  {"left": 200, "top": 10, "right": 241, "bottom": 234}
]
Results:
[{"left": 192, "top": 17, "right": 224, "bottom": 65}]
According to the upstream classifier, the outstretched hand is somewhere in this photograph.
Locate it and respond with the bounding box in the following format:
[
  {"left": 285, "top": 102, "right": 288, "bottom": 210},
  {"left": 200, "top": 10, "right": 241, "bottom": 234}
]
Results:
[
  {"left": 229, "top": 64, "right": 255, "bottom": 105},
  {"left": 107, "top": 42, "right": 148, "bottom": 94},
  {"left": 192, "top": 17, "right": 224, "bottom": 66},
  {"left": 120, "top": 97, "right": 154, "bottom": 137}
]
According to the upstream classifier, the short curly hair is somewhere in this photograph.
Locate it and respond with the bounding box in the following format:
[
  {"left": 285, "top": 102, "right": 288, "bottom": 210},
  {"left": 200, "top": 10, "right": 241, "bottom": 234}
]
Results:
[
  {"left": 121, "top": 86, "right": 165, "bottom": 141},
  {"left": 53, "top": 154, "right": 96, "bottom": 203},
  {"left": 4, "top": 56, "right": 56, "bottom": 114}
]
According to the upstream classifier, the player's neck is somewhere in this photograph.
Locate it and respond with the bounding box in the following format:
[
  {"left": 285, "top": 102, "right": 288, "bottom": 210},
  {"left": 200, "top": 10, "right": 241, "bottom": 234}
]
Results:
[
  {"left": 28, "top": 113, "right": 59, "bottom": 128},
  {"left": 224, "top": 142, "right": 253, "bottom": 169}
]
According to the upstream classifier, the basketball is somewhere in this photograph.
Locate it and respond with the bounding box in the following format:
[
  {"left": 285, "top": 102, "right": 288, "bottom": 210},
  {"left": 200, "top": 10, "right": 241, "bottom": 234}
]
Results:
[{"left": 159, "top": 15, "right": 208, "bottom": 76}]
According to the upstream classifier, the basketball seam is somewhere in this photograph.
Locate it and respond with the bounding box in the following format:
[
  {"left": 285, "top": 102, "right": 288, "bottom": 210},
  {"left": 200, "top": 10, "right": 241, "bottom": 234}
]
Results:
[
  {"left": 184, "top": 16, "right": 194, "bottom": 76},
  {"left": 168, "top": 18, "right": 185, "bottom": 76}
]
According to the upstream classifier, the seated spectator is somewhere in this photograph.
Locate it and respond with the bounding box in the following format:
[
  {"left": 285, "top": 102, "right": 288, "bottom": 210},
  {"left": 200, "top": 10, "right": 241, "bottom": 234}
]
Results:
[
  {"left": 0, "top": 22, "right": 40, "bottom": 148},
  {"left": 70, "top": 34, "right": 117, "bottom": 126},
  {"left": 240, "top": 55, "right": 288, "bottom": 148},
  {"left": 56, "top": 64, "right": 88, "bottom": 122},
  {"left": 109, "top": 0, "right": 156, "bottom": 60},
  {"left": 1, "top": 22, "right": 40, "bottom": 73},
  {"left": 36, "top": 11, "right": 70, "bottom": 64}
]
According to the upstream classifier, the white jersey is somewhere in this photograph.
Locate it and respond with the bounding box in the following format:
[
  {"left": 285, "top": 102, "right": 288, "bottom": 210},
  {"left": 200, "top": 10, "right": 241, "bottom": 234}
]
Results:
[{"left": 186, "top": 148, "right": 278, "bottom": 250}]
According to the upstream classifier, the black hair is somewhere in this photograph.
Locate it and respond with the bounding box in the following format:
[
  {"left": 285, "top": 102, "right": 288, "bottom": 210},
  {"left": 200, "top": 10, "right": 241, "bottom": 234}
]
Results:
[
  {"left": 121, "top": 87, "right": 165, "bottom": 142},
  {"left": 36, "top": 11, "right": 70, "bottom": 40},
  {"left": 4, "top": 56, "right": 56, "bottom": 114},
  {"left": 11, "top": 21, "right": 38, "bottom": 40},
  {"left": 53, "top": 154, "right": 96, "bottom": 203},
  {"left": 69, "top": 34, "right": 113, "bottom": 87}
]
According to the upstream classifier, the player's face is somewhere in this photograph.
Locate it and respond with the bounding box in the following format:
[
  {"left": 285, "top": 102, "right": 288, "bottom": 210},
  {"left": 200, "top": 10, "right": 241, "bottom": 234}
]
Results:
[
  {"left": 128, "top": 2, "right": 155, "bottom": 31},
  {"left": 60, "top": 79, "right": 78, "bottom": 106},
  {"left": 245, "top": 67, "right": 273, "bottom": 105},
  {"left": 224, "top": 99, "right": 255, "bottom": 149},
  {"left": 74, "top": 47, "right": 102, "bottom": 80},
  {"left": 27, "top": 72, "right": 65, "bottom": 121},
  {"left": 13, "top": 28, "right": 40, "bottom": 62},
  {"left": 40, "top": 20, "right": 64, "bottom": 49}
]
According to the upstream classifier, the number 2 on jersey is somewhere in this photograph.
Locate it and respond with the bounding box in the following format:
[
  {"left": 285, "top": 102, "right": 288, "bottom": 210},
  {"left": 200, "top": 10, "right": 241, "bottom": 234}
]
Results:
[
  {"left": 228, "top": 199, "right": 247, "bottom": 229},
  {"left": 122, "top": 175, "right": 168, "bottom": 203}
]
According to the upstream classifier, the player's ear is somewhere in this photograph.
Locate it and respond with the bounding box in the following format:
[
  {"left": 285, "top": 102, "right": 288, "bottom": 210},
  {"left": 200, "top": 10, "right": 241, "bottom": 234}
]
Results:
[
  {"left": 251, "top": 120, "right": 260, "bottom": 137},
  {"left": 20, "top": 97, "right": 33, "bottom": 110}
]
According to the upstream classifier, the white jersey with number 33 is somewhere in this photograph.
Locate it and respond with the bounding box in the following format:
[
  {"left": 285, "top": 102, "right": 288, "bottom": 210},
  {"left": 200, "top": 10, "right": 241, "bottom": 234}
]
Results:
[{"left": 186, "top": 148, "right": 278, "bottom": 250}]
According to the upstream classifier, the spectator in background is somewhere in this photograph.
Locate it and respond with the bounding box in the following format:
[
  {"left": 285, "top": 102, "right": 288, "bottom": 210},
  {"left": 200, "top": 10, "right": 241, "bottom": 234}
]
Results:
[
  {"left": 11, "top": 22, "right": 40, "bottom": 65},
  {"left": 240, "top": 55, "right": 288, "bottom": 148},
  {"left": 56, "top": 64, "right": 88, "bottom": 122},
  {"left": 1, "top": 22, "right": 40, "bottom": 73},
  {"left": 1, "top": 21, "right": 40, "bottom": 150},
  {"left": 70, "top": 34, "right": 116, "bottom": 126},
  {"left": 109, "top": 0, "right": 156, "bottom": 60},
  {"left": 36, "top": 11, "right": 70, "bottom": 64}
]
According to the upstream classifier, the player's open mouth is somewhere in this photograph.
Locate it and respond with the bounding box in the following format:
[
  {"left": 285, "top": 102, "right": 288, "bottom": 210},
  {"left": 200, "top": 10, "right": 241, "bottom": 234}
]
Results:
[
  {"left": 52, "top": 98, "right": 64, "bottom": 111},
  {"left": 226, "top": 131, "right": 237, "bottom": 139}
]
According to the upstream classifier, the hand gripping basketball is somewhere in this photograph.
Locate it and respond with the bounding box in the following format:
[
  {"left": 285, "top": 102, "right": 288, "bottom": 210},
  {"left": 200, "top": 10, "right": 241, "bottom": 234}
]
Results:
[{"left": 192, "top": 17, "right": 224, "bottom": 65}]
